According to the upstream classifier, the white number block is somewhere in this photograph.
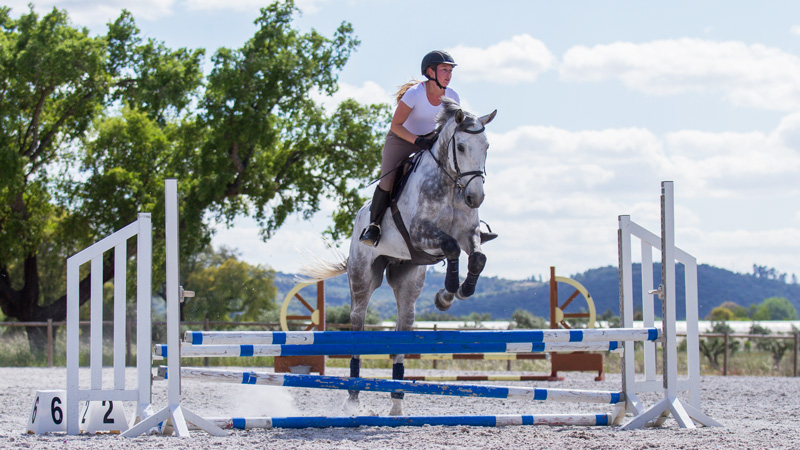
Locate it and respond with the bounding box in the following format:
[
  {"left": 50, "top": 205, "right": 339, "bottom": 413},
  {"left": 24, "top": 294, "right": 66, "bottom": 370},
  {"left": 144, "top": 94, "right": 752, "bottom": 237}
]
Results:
[
  {"left": 27, "top": 390, "right": 66, "bottom": 434},
  {"left": 80, "top": 400, "right": 129, "bottom": 434}
]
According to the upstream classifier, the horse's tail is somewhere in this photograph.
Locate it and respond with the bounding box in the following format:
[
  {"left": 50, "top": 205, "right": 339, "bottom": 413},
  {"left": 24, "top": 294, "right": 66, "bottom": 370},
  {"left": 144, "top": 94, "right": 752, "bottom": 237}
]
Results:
[{"left": 296, "top": 247, "right": 348, "bottom": 283}]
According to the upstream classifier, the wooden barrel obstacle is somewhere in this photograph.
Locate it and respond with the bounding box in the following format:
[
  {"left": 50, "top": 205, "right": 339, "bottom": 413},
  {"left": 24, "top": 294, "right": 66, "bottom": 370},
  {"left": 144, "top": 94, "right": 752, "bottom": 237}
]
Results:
[{"left": 62, "top": 180, "right": 720, "bottom": 436}]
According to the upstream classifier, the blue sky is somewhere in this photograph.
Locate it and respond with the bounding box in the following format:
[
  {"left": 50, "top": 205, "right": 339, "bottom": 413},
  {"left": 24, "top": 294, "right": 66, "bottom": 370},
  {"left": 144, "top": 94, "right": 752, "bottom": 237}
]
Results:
[{"left": 10, "top": 0, "right": 800, "bottom": 281}]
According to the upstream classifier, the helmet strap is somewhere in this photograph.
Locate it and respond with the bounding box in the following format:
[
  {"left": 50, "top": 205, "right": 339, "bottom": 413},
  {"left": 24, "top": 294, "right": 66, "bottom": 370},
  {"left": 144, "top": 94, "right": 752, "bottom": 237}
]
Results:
[{"left": 427, "top": 65, "right": 447, "bottom": 91}]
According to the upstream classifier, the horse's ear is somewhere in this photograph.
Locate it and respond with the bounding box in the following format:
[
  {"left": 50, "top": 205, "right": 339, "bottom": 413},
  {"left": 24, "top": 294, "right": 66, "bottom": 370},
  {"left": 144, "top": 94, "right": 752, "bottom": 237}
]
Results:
[
  {"left": 455, "top": 109, "right": 465, "bottom": 125},
  {"left": 479, "top": 110, "right": 497, "bottom": 126}
]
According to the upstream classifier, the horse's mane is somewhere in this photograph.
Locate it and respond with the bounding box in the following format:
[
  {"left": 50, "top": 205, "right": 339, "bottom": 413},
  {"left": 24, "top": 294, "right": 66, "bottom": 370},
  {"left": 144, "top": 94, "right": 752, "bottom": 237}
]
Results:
[{"left": 435, "top": 97, "right": 477, "bottom": 132}]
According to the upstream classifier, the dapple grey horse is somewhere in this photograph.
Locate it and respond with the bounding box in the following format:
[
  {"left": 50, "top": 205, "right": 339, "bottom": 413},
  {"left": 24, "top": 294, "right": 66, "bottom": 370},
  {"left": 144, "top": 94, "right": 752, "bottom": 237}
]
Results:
[{"left": 300, "top": 97, "right": 496, "bottom": 415}]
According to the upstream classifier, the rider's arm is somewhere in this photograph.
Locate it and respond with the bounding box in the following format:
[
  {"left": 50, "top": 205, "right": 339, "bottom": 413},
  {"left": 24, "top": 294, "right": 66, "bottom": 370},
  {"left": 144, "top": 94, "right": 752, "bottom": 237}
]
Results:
[{"left": 389, "top": 101, "right": 419, "bottom": 144}]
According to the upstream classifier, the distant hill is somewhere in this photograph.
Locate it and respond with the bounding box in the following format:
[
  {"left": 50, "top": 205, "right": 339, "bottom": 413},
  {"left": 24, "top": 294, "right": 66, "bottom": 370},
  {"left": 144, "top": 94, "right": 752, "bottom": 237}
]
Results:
[{"left": 274, "top": 264, "right": 800, "bottom": 322}]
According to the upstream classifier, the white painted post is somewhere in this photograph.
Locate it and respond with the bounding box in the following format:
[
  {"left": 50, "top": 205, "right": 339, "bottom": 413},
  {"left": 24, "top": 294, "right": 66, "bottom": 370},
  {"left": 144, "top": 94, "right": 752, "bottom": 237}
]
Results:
[
  {"left": 66, "top": 258, "right": 80, "bottom": 435},
  {"left": 122, "top": 179, "right": 226, "bottom": 438},
  {"left": 615, "top": 215, "right": 642, "bottom": 425},
  {"left": 114, "top": 243, "right": 126, "bottom": 391},
  {"left": 135, "top": 213, "right": 153, "bottom": 424},
  {"left": 640, "top": 242, "right": 658, "bottom": 382}
]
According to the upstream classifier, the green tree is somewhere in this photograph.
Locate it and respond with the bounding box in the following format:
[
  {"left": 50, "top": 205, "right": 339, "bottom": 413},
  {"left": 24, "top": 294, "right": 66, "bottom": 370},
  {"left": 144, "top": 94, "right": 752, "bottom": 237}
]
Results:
[
  {"left": 0, "top": 6, "right": 199, "bottom": 349},
  {"left": 749, "top": 323, "right": 795, "bottom": 371},
  {"left": 511, "top": 309, "right": 548, "bottom": 329},
  {"left": 325, "top": 304, "right": 381, "bottom": 330},
  {"left": 0, "top": 2, "right": 388, "bottom": 351},
  {"left": 181, "top": 246, "right": 276, "bottom": 322},
  {"left": 699, "top": 322, "right": 740, "bottom": 370},
  {"left": 718, "top": 301, "right": 748, "bottom": 319},
  {"left": 706, "top": 306, "right": 735, "bottom": 321},
  {"left": 750, "top": 297, "right": 798, "bottom": 321}
]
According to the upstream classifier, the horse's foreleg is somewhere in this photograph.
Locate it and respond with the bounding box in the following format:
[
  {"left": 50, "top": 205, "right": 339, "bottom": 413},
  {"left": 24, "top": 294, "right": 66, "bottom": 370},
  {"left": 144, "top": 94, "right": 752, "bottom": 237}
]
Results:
[
  {"left": 435, "top": 234, "right": 461, "bottom": 311},
  {"left": 441, "top": 237, "right": 461, "bottom": 293},
  {"left": 389, "top": 356, "right": 405, "bottom": 415},
  {"left": 457, "top": 251, "right": 486, "bottom": 299}
]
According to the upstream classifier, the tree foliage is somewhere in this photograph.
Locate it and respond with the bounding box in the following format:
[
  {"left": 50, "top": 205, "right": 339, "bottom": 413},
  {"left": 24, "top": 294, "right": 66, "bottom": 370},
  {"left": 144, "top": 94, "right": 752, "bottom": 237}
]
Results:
[
  {"left": 749, "top": 297, "right": 798, "bottom": 321},
  {"left": 182, "top": 246, "right": 276, "bottom": 322},
  {"left": 0, "top": 1, "right": 388, "bottom": 350},
  {"left": 748, "top": 323, "right": 795, "bottom": 371},
  {"left": 699, "top": 322, "right": 740, "bottom": 370},
  {"left": 510, "top": 309, "right": 548, "bottom": 329}
]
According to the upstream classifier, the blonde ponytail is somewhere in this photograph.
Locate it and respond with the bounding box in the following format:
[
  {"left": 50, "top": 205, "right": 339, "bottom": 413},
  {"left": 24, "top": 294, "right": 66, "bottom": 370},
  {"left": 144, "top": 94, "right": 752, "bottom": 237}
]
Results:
[{"left": 395, "top": 80, "right": 423, "bottom": 104}]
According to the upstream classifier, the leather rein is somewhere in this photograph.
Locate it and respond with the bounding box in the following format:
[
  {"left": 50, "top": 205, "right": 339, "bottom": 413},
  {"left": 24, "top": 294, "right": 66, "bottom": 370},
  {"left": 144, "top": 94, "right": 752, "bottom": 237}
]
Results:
[{"left": 426, "top": 123, "right": 487, "bottom": 192}]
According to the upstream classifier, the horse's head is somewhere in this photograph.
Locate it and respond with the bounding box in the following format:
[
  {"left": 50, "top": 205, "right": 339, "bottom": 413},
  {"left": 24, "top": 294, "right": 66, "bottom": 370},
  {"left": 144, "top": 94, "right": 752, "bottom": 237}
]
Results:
[{"left": 434, "top": 97, "right": 497, "bottom": 209}]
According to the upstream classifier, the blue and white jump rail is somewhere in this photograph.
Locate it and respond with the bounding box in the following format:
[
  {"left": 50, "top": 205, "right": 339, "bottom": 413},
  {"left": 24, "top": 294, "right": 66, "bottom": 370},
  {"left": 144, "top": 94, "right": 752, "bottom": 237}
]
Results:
[
  {"left": 194, "top": 414, "right": 612, "bottom": 430},
  {"left": 184, "top": 327, "right": 660, "bottom": 346},
  {"left": 157, "top": 340, "right": 624, "bottom": 358},
  {"left": 163, "top": 367, "right": 623, "bottom": 404},
  {"left": 61, "top": 179, "right": 720, "bottom": 437}
]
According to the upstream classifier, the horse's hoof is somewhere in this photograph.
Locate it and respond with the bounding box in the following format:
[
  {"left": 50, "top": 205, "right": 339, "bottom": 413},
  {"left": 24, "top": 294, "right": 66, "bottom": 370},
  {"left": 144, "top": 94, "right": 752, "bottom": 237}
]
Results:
[
  {"left": 389, "top": 398, "right": 404, "bottom": 416},
  {"left": 343, "top": 397, "right": 360, "bottom": 416},
  {"left": 435, "top": 289, "right": 454, "bottom": 311},
  {"left": 455, "top": 286, "right": 472, "bottom": 300}
]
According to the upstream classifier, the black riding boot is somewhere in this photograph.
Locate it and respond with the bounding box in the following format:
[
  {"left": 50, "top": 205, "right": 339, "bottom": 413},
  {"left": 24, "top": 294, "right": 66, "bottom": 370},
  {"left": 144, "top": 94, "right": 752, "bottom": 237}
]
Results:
[{"left": 359, "top": 186, "right": 391, "bottom": 247}]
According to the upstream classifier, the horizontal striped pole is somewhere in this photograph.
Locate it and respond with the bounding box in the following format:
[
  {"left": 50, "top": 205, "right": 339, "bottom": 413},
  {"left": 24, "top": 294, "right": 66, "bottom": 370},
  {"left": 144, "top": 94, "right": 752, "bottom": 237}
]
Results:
[
  {"left": 375, "top": 375, "right": 556, "bottom": 382},
  {"left": 195, "top": 414, "right": 612, "bottom": 429},
  {"left": 156, "top": 341, "right": 622, "bottom": 358},
  {"left": 185, "top": 327, "right": 659, "bottom": 346},
  {"left": 170, "top": 367, "right": 623, "bottom": 404},
  {"left": 328, "top": 353, "right": 548, "bottom": 361}
]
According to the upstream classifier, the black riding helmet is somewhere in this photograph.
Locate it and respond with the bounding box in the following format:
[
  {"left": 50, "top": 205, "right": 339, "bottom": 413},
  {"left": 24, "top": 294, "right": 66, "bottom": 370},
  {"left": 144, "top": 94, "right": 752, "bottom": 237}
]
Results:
[{"left": 421, "top": 50, "right": 456, "bottom": 89}]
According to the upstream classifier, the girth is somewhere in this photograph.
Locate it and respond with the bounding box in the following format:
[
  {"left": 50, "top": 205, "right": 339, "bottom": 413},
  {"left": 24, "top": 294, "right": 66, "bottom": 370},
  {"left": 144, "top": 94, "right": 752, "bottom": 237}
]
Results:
[{"left": 390, "top": 200, "right": 445, "bottom": 266}]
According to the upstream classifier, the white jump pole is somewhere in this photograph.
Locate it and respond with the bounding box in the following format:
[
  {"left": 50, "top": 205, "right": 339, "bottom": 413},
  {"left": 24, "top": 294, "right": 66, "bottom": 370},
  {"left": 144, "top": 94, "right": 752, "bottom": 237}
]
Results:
[{"left": 122, "top": 179, "right": 226, "bottom": 437}]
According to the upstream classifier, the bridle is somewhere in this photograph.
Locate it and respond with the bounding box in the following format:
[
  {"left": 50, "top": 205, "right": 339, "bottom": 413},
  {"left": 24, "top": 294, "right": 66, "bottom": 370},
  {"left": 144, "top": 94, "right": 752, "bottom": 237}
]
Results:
[{"left": 427, "top": 123, "right": 486, "bottom": 192}]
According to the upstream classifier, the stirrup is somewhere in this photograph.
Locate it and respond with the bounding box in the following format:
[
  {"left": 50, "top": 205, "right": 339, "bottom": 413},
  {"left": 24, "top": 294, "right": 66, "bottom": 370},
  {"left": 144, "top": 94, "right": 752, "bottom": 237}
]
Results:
[
  {"left": 359, "top": 223, "right": 382, "bottom": 247},
  {"left": 479, "top": 220, "right": 497, "bottom": 243},
  {"left": 480, "top": 231, "right": 498, "bottom": 243}
]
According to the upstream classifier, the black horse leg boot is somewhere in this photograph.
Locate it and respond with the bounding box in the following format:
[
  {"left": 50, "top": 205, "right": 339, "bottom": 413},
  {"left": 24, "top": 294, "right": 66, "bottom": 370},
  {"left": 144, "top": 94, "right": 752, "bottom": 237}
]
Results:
[{"left": 359, "top": 187, "right": 391, "bottom": 247}]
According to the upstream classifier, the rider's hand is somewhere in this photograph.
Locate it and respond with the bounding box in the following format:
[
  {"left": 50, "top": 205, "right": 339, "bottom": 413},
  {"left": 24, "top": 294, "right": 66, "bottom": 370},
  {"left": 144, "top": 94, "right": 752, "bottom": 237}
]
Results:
[{"left": 415, "top": 135, "right": 437, "bottom": 150}]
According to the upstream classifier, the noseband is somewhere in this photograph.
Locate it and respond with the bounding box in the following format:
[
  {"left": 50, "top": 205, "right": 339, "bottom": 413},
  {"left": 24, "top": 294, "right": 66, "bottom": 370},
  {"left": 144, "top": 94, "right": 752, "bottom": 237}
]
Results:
[{"left": 428, "top": 124, "right": 486, "bottom": 192}]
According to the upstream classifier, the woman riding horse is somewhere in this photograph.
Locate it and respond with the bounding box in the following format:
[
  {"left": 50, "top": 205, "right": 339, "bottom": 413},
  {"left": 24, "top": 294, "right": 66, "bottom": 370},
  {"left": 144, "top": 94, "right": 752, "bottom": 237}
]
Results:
[{"left": 359, "top": 50, "right": 461, "bottom": 247}]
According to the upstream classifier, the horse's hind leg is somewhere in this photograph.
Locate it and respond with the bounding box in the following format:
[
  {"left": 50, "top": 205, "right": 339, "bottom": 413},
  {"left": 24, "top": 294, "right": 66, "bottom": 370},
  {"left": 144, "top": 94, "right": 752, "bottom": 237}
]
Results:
[
  {"left": 385, "top": 262, "right": 426, "bottom": 416},
  {"left": 345, "top": 254, "right": 388, "bottom": 414}
]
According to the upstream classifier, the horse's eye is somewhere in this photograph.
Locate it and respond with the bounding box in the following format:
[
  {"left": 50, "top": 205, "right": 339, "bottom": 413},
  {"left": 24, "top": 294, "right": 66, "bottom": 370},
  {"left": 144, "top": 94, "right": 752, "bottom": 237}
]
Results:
[{"left": 457, "top": 143, "right": 466, "bottom": 152}]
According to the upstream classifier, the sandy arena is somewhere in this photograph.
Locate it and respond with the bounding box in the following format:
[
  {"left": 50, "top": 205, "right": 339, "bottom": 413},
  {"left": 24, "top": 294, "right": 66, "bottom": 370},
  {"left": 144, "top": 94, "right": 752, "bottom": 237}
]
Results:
[{"left": 2, "top": 366, "right": 799, "bottom": 449}]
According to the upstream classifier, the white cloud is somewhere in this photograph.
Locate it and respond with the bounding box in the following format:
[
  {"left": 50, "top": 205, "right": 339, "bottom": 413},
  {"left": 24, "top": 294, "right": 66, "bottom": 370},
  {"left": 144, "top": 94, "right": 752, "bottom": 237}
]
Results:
[
  {"left": 792, "top": 25, "right": 800, "bottom": 37},
  {"left": 474, "top": 113, "right": 800, "bottom": 279},
  {"left": 312, "top": 81, "right": 392, "bottom": 112},
  {"left": 560, "top": 38, "right": 800, "bottom": 111},
  {"left": 448, "top": 34, "right": 556, "bottom": 84},
  {"left": 6, "top": 0, "right": 175, "bottom": 24}
]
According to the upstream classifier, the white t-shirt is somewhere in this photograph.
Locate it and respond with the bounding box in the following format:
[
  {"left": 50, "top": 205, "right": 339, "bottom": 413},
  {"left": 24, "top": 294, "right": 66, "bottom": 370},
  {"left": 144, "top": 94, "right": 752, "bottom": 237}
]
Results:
[{"left": 399, "top": 82, "right": 460, "bottom": 136}]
